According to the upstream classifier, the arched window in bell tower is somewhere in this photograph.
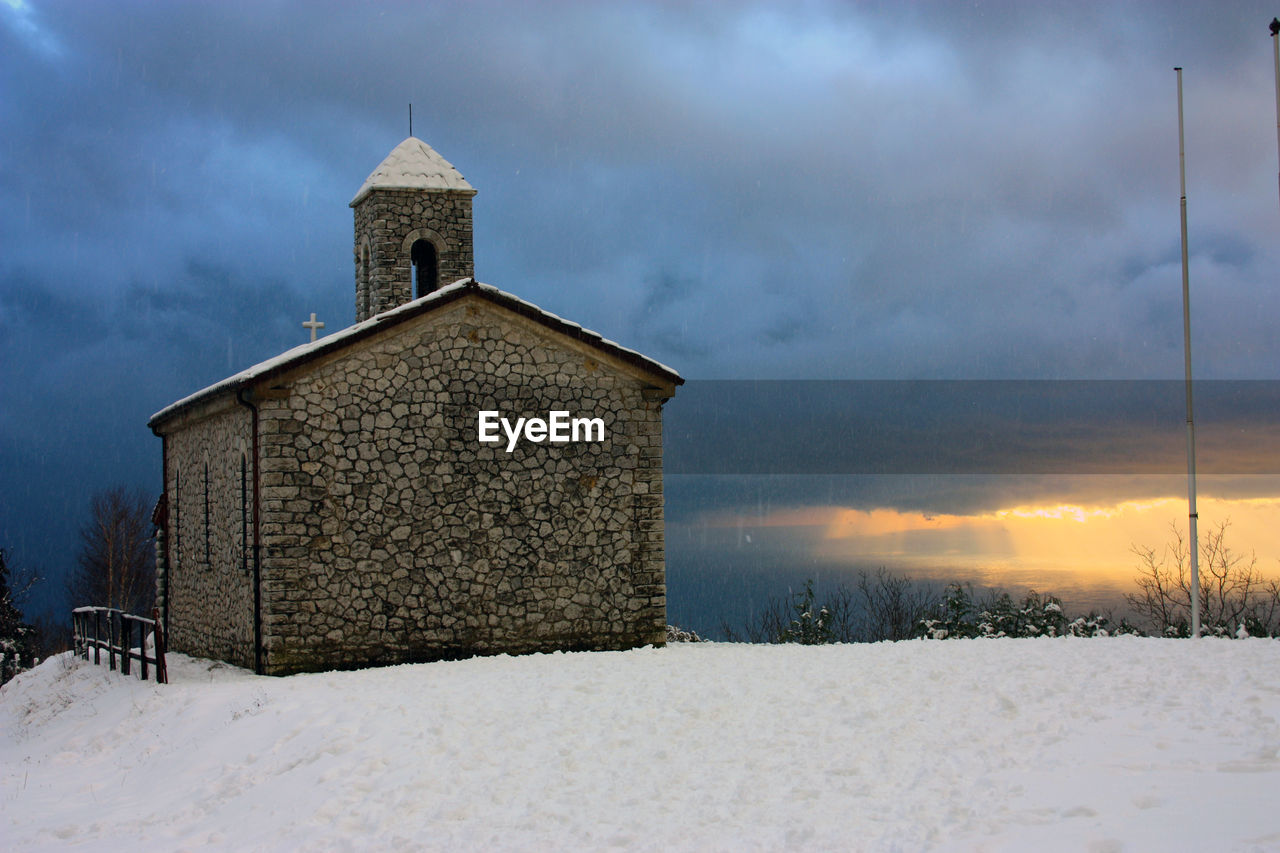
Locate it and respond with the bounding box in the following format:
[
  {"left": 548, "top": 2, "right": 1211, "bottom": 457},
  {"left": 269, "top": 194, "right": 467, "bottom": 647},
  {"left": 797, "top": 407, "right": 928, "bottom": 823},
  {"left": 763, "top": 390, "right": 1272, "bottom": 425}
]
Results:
[{"left": 411, "top": 238, "right": 438, "bottom": 299}]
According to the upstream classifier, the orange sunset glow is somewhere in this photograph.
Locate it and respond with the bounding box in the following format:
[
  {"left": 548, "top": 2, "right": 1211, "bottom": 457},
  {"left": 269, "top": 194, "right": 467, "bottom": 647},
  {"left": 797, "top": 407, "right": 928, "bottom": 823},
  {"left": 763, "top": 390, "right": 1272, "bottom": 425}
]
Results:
[{"left": 698, "top": 493, "right": 1280, "bottom": 593}]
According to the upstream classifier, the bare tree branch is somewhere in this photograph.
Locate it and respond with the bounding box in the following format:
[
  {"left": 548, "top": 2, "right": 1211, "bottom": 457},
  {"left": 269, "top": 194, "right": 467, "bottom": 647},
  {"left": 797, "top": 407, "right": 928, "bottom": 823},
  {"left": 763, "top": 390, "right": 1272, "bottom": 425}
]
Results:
[
  {"left": 1127, "top": 521, "right": 1279, "bottom": 637},
  {"left": 69, "top": 486, "right": 156, "bottom": 615}
]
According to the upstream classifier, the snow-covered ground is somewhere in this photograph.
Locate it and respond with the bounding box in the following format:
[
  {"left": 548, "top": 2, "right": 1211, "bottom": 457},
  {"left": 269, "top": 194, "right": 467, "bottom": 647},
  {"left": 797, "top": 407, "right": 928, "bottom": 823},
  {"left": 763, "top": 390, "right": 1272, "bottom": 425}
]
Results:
[{"left": 2, "top": 639, "right": 1278, "bottom": 851}]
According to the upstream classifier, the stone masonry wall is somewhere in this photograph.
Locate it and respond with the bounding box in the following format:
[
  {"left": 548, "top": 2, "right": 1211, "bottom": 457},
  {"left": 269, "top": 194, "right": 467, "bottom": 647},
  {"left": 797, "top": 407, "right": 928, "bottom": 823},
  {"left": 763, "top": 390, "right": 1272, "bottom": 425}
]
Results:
[
  {"left": 161, "top": 406, "right": 256, "bottom": 669},
  {"left": 257, "top": 297, "right": 667, "bottom": 674},
  {"left": 353, "top": 188, "right": 475, "bottom": 321}
]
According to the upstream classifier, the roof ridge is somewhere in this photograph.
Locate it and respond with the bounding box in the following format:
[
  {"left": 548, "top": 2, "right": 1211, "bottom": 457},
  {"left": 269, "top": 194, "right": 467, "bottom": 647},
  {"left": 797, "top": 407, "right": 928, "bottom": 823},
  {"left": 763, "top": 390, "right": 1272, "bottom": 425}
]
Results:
[{"left": 149, "top": 280, "right": 681, "bottom": 429}]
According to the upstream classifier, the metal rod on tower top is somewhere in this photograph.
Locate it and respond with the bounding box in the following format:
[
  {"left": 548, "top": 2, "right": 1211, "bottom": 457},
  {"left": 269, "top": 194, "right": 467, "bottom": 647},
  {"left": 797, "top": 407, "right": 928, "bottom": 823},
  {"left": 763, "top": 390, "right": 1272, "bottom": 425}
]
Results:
[
  {"left": 410, "top": 103, "right": 414, "bottom": 137},
  {"left": 1271, "top": 19, "right": 1280, "bottom": 211},
  {"left": 1176, "top": 67, "right": 1201, "bottom": 638}
]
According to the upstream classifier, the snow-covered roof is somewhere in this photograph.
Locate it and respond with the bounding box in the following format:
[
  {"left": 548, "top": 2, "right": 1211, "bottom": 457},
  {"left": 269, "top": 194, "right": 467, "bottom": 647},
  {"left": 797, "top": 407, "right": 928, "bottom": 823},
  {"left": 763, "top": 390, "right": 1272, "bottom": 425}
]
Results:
[
  {"left": 349, "top": 137, "right": 474, "bottom": 206},
  {"left": 149, "top": 279, "right": 682, "bottom": 430}
]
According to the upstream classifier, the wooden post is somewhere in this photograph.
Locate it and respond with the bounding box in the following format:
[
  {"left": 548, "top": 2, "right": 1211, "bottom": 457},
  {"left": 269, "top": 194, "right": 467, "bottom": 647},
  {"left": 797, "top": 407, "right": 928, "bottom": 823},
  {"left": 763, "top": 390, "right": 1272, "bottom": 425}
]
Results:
[
  {"left": 108, "top": 611, "right": 118, "bottom": 671},
  {"left": 139, "top": 618, "right": 149, "bottom": 681},
  {"left": 121, "top": 615, "right": 131, "bottom": 677}
]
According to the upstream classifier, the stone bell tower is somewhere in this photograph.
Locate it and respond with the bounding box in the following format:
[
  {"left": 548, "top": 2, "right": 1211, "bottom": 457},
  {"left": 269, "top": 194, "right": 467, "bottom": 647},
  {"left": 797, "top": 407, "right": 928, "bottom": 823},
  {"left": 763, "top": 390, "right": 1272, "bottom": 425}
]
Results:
[{"left": 350, "top": 137, "right": 476, "bottom": 322}]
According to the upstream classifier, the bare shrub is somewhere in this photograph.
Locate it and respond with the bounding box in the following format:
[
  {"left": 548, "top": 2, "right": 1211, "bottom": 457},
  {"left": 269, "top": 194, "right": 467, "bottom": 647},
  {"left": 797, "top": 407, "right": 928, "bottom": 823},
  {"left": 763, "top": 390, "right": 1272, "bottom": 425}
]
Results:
[
  {"left": 722, "top": 568, "right": 935, "bottom": 643},
  {"left": 1127, "top": 521, "right": 1280, "bottom": 637}
]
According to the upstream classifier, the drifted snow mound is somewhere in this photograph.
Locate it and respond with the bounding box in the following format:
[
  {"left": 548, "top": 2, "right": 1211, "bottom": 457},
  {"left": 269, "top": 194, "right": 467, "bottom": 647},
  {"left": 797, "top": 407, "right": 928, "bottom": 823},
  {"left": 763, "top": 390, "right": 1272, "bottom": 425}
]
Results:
[{"left": 2, "top": 640, "right": 1278, "bottom": 851}]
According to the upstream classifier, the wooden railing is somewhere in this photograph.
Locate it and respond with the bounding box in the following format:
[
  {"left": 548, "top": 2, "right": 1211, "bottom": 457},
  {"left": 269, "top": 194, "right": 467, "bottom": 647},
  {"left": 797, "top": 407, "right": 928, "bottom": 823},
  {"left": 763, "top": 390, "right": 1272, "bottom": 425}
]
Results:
[{"left": 72, "top": 606, "right": 168, "bottom": 684}]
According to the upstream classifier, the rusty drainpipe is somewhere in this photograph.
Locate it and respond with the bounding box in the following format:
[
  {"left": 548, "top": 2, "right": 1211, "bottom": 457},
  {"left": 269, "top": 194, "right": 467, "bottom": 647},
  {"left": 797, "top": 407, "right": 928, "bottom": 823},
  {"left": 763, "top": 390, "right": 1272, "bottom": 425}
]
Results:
[{"left": 235, "top": 388, "right": 264, "bottom": 675}]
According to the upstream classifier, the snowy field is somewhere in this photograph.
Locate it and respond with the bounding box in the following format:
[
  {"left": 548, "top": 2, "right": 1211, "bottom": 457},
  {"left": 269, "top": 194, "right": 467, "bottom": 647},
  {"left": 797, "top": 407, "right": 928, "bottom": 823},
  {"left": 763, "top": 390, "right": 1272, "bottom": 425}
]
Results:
[{"left": 2, "top": 639, "right": 1278, "bottom": 851}]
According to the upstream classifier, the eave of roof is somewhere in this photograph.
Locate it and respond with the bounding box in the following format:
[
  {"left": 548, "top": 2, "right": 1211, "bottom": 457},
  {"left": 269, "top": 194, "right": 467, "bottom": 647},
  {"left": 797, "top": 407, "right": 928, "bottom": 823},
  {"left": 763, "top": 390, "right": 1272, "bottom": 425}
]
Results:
[{"left": 149, "top": 278, "right": 683, "bottom": 431}]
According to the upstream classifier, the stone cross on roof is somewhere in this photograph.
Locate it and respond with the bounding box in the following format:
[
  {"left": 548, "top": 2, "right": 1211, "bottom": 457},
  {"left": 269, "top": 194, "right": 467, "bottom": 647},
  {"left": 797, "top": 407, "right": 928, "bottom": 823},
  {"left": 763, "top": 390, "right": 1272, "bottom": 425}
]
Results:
[{"left": 302, "top": 313, "right": 325, "bottom": 342}]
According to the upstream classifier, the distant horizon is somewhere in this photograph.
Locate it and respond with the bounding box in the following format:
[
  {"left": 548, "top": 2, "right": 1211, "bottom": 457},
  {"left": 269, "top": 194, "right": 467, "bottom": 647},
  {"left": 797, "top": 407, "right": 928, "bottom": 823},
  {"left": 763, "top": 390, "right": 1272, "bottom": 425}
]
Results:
[
  {"left": 660, "top": 379, "right": 1280, "bottom": 635},
  {"left": 666, "top": 477, "right": 1279, "bottom": 638}
]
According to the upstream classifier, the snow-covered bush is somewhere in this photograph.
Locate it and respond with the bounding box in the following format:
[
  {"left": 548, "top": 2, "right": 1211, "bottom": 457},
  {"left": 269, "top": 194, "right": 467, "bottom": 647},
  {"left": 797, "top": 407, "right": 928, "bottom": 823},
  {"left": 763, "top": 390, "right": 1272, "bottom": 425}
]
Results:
[
  {"left": 666, "top": 625, "right": 704, "bottom": 643},
  {"left": 917, "top": 583, "right": 978, "bottom": 640},
  {"left": 916, "top": 584, "right": 1139, "bottom": 640},
  {"left": 729, "top": 573, "right": 1146, "bottom": 644},
  {"left": 777, "top": 580, "right": 836, "bottom": 645},
  {"left": 1, "top": 549, "right": 37, "bottom": 685},
  {"left": 974, "top": 590, "right": 1070, "bottom": 638},
  {"left": 1064, "top": 614, "right": 1143, "bottom": 638}
]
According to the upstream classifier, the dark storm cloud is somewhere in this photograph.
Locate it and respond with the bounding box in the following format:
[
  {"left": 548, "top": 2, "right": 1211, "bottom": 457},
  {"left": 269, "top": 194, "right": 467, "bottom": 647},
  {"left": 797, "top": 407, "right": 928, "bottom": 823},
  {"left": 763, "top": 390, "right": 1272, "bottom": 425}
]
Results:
[
  {"left": 664, "top": 380, "right": 1280, "bottom": 475},
  {"left": 660, "top": 378, "right": 1280, "bottom": 525},
  {"left": 3, "top": 0, "right": 1278, "bottom": 612},
  {"left": 6, "top": 0, "right": 1279, "bottom": 378}
]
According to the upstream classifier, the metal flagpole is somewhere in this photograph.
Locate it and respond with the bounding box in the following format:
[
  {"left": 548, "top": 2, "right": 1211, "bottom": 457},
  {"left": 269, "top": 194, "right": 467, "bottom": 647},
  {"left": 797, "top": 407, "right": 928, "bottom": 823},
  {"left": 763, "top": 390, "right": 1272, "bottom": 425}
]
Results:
[
  {"left": 1176, "top": 67, "right": 1201, "bottom": 638},
  {"left": 1271, "top": 19, "right": 1280, "bottom": 211}
]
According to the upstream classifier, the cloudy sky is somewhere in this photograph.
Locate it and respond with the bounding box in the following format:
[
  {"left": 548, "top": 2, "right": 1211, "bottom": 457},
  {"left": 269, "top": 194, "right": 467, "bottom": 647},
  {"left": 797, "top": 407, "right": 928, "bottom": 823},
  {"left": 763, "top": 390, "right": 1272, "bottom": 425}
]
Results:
[{"left": 2, "top": 1, "right": 1278, "bottom": 624}]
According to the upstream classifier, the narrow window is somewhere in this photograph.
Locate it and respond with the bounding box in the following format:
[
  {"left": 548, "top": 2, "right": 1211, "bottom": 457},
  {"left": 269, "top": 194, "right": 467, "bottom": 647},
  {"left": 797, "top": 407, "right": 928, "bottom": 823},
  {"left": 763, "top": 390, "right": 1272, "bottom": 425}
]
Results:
[
  {"left": 174, "top": 469, "right": 181, "bottom": 570},
  {"left": 241, "top": 454, "right": 249, "bottom": 574},
  {"left": 204, "top": 462, "right": 211, "bottom": 568},
  {"left": 359, "top": 243, "right": 371, "bottom": 318},
  {"left": 411, "top": 239, "right": 438, "bottom": 298}
]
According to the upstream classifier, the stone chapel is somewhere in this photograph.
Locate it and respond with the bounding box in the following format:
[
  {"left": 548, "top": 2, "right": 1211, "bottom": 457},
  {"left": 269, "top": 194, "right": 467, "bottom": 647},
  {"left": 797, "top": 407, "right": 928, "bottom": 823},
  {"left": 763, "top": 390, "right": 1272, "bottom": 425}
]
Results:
[{"left": 149, "top": 137, "right": 682, "bottom": 675}]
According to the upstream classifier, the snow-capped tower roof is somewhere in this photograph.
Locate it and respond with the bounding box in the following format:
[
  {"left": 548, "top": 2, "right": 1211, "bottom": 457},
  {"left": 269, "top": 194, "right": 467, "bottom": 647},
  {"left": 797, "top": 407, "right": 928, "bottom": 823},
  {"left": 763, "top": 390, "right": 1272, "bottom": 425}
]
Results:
[{"left": 349, "top": 136, "right": 475, "bottom": 206}]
